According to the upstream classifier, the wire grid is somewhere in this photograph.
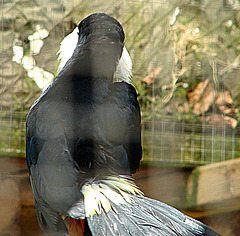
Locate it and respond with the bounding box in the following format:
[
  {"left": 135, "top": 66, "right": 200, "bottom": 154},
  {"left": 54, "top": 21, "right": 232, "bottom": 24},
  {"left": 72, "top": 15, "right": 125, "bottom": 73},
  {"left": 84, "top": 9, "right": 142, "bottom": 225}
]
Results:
[
  {"left": 142, "top": 118, "right": 240, "bottom": 165},
  {"left": 1, "top": 0, "right": 240, "bottom": 166},
  {"left": 0, "top": 0, "right": 68, "bottom": 154}
]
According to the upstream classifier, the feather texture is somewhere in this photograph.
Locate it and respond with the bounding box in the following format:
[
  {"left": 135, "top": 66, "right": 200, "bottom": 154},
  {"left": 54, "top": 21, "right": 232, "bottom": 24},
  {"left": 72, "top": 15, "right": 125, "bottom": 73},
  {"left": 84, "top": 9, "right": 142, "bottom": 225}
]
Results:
[
  {"left": 73, "top": 175, "right": 221, "bottom": 236},
  {"left": 87, "top": 189, "right": 221, "bottom": 236},
  {"left": 81, "top": 176, "right": 143, "bottom": 217}
]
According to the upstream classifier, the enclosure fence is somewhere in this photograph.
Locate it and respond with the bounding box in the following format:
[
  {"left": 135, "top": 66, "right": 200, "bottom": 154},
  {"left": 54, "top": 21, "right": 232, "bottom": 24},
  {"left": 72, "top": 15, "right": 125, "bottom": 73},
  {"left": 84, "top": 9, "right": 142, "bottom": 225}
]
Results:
[{"left": 1, "top": 0, "right": 240, "bottom": 166}]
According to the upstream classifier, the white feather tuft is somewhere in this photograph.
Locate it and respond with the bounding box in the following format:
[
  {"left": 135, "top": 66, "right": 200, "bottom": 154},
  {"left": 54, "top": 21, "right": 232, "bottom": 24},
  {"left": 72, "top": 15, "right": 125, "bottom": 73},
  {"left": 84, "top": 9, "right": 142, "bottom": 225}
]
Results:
[
  {"left": 113, "top": 46, "right": 132, "bottom": 83},
  {"left": 81, "top": 176, "right": 143, "bottom": 217},
  {"left": 56, "top": 27, "right": 132, "bottom": 83},
  {"left": 57, "top": 27, "right": 79, "bottom": 73}
]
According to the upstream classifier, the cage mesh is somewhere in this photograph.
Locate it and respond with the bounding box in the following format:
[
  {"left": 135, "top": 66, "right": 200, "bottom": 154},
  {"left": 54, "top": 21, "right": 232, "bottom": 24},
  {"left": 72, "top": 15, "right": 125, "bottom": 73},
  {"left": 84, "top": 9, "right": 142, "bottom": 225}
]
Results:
[{"left": 1, "top": 0, "right": 240, "bottom": 165}]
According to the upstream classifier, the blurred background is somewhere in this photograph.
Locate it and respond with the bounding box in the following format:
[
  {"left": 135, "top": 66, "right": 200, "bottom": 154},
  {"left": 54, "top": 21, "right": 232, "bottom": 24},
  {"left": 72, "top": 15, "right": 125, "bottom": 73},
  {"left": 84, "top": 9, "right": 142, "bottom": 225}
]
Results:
[{"left": 1, "top": 0, "right": 240, "bottom": 235}]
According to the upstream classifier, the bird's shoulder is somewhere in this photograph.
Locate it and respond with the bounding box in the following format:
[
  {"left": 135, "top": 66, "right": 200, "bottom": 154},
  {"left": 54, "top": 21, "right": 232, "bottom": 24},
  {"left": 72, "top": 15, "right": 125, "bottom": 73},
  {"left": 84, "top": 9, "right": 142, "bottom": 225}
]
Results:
[
  {"left": 111, "top": 81, "right": 139, "bottom": 111},
  {"left": 113, "top": 81, "right": 138, "bottom": 99}
]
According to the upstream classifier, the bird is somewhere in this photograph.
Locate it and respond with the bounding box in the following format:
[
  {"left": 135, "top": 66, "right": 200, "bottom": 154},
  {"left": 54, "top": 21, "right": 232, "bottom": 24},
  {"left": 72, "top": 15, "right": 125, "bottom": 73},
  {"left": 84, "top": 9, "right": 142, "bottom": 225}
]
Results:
[{"left": 26, "top": 13, "right": 221, "bottom": 235}]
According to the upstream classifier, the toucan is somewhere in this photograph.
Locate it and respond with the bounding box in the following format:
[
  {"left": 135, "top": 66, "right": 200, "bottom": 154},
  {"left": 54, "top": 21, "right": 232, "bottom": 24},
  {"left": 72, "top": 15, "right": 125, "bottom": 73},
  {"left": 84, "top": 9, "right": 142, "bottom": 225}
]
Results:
[{"left": 26, "top": 13, "right": 221, "bottom": 235}]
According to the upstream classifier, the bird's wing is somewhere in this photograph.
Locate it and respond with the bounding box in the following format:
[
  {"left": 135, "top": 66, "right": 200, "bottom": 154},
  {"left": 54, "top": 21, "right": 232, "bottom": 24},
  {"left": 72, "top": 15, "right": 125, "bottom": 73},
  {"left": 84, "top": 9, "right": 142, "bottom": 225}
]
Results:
[
  {"left": 26, "top": 101, "right": 85, "bottom": 234},
  {"left": 94, "top": 81, "right": 142, "bottom": 174},
  {"left": 26, "top": 121, "right": 69, "bottom": 235},
  {"left": 114, "top": 82, "right": 142, "bottom": 174}
]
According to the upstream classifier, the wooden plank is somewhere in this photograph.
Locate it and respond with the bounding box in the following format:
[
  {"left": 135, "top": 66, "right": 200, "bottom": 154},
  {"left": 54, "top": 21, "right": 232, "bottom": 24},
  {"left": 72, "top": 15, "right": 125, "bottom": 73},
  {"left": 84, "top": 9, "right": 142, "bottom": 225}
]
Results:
[
  {"left": 2, "top": 157, "right": 240, "bottom": 221},
  {"left": 187, "top": 158, "right": 240, "bottom": 212}
]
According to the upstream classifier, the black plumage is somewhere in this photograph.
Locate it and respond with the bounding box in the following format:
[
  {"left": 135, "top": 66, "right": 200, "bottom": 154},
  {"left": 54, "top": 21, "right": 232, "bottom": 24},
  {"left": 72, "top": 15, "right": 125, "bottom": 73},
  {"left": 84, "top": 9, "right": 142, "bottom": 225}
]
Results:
[{"left": 26, "top": 13, "right": 220, "bottom": 236}]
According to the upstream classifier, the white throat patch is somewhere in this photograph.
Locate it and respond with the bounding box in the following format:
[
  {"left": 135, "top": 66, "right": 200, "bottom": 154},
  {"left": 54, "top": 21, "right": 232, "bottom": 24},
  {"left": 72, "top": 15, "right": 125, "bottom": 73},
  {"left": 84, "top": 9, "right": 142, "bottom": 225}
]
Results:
[
  {"left": 57, "top": 27, "right": 132, "bottom": 83},
  {"left": 113, "top": 46, "right": 132, "bottom": 83},
  {"left": 81, "top": 176, "right": 143, "bottom": 217},
  {"left": 57, "top": 27, "right": 79, "bottom": 73}
]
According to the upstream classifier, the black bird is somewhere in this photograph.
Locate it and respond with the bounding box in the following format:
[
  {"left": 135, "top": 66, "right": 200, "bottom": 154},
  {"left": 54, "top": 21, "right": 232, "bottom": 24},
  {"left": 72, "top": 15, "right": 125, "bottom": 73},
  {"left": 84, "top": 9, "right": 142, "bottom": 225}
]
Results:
[{"left": 26, "top": 13, "right": 221, "bottom": 236}]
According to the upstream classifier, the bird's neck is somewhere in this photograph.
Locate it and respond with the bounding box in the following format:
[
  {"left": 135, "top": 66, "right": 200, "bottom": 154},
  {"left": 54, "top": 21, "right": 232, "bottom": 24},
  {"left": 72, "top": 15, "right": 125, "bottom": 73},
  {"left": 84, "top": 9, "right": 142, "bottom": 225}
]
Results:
[
  {"left": 53, "top": 45, "right": 120, "bottom": 103},
  {"left": 62, "top": 45, "right": 119, "bottom": 80},
  {"left": 53, "top": 62, "right": 114, "bottom": 104}
]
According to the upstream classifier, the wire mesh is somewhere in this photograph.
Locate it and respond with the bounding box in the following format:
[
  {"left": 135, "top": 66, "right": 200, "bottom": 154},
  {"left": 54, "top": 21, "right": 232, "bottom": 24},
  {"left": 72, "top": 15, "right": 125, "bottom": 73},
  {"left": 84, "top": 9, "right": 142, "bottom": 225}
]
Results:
[
  {"left": 1, "top": 0, "right": 240, "bottom": 166},
  {"left": 142, "top": 118, "right": 240, "bottom": 165}
]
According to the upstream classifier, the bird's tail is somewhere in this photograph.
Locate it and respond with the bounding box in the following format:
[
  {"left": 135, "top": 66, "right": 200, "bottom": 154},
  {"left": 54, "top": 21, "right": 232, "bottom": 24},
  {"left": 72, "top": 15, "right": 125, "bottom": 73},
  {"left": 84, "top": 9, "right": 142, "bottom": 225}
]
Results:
[{"left": 81, "top": 176, "right": 221, "bottom": 236}]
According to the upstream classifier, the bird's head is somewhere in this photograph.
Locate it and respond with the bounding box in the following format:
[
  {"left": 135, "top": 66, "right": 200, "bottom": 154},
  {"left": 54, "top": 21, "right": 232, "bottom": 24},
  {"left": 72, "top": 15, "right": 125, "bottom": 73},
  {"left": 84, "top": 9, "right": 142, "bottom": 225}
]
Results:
[{"left": 57, "top": 13, "right": 132, "bottom": 82}]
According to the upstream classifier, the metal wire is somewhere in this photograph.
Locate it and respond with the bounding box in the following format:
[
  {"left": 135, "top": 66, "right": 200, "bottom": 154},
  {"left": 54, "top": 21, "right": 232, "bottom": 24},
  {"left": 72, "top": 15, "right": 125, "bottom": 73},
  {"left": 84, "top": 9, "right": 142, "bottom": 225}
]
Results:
[{"left": 1, "top": 0, "right": 240, "bottom": 166}]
